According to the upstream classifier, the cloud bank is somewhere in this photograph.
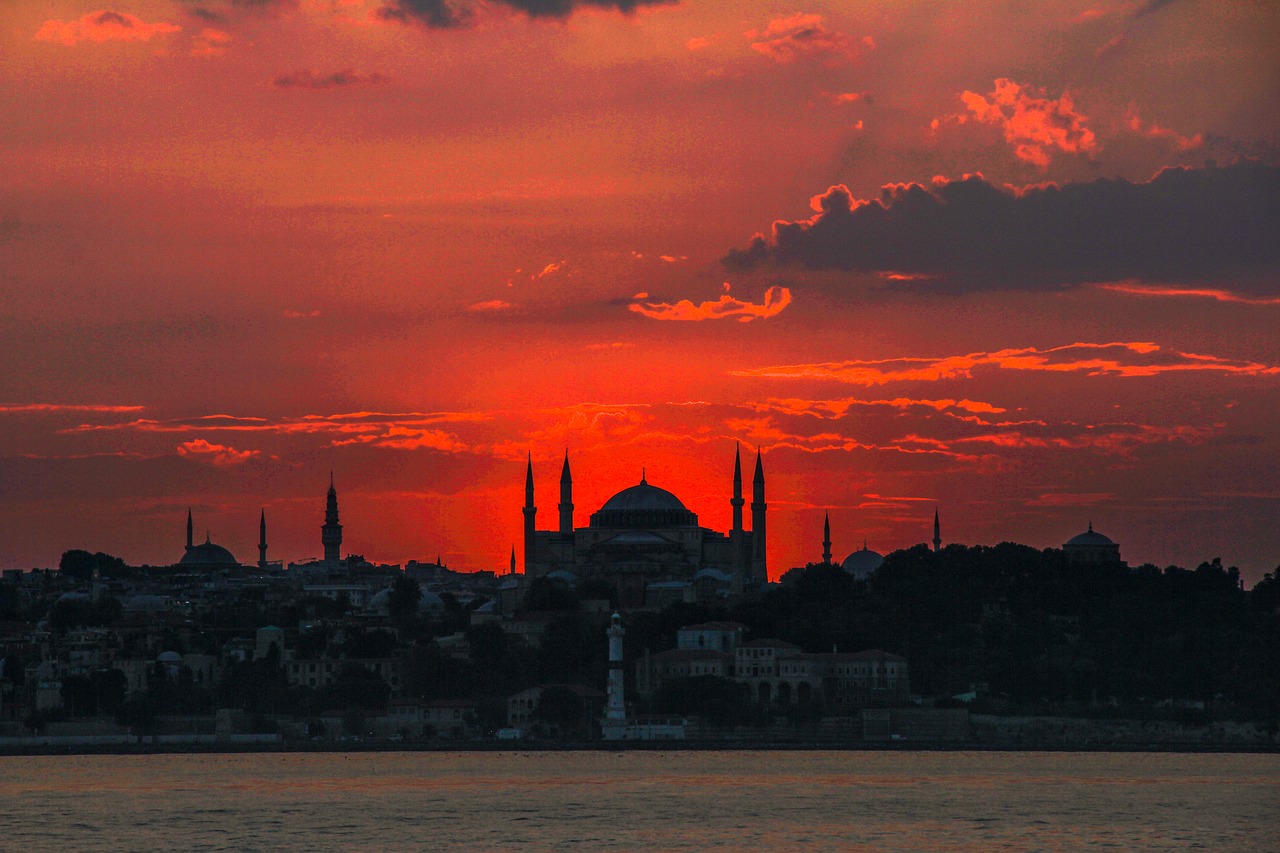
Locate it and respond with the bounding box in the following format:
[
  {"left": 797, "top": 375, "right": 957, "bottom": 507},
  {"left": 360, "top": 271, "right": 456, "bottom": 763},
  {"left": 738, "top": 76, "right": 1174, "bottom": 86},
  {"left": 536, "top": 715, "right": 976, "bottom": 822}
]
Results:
[{"left": 725, "top": 161, "right": 1280, "bottom": 294}]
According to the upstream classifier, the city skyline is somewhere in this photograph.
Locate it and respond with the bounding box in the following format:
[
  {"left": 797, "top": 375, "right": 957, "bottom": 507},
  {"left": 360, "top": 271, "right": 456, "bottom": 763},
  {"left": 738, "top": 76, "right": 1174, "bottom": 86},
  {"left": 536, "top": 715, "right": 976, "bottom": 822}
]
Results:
[{"left": 2, "top": 1, "right": 1278, "bottom": 581}]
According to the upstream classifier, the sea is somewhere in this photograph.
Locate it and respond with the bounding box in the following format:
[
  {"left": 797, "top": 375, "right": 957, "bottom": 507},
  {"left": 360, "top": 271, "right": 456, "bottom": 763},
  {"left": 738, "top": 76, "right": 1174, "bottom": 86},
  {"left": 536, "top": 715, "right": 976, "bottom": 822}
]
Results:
[{"left": 0, "top": 750, "right": 1276, "bottom": 852}]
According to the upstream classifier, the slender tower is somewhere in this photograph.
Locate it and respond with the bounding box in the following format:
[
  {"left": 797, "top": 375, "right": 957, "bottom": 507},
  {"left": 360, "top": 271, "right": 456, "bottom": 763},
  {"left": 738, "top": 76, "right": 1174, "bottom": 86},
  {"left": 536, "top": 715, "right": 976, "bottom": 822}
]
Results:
[
  {"left": 523, "top": 454, "right": 537, "bottom": 574},
  {"left": 258, "top": 509, "right": 268, "bottom": 569},
  {"left": 186, "top": 508, "right": 194, "bottom": 552},
  {"left": 822, "top": 512, "right": 832, "bottom": 565},
  {"left": 606, "top": 612, "right": 626, "bottom": 723},
  {"left": 509, "top": 547, "right": 516, "bottom": 576},
  {"left": 751, "top": 448, "right": 767, "bottom": 584},
  {"left": 730, "top": 443, "right": 745, "bottom": 579},
  {"left": 321, "top": 473, "right": 343, "bottom": 565},
  {"left": 558, "top": 451, "right": 574, "bottom": 535},
  {"left": 933, "top": 508, "right": 942, "bottom": 553}
]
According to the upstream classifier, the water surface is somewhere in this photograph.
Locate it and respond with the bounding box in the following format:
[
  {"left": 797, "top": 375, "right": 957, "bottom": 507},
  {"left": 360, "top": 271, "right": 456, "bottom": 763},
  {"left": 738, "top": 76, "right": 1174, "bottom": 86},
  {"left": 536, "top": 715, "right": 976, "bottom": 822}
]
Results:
[{"left": 1, "top": 750, "right": 1275, "bottom": 851}]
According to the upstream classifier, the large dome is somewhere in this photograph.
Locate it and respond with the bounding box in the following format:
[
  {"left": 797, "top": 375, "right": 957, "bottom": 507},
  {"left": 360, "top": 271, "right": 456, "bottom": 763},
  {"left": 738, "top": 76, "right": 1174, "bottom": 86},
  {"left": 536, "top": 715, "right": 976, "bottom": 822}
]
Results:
[
  {"left": 600, "top": 479, "right": 688, "bottom": 512},
  {"left": 179, "top": 538, "right": 238, "bottom": 566},
  {"left": 591, "top": 476, "right": 699, "bottom": 528}
]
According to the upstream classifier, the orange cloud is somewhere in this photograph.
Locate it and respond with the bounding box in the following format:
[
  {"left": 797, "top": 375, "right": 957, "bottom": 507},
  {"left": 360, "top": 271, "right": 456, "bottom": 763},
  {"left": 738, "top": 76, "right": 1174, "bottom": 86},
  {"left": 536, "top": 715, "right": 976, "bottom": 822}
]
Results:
[
  {"left": 630, "top": 285, "right": 792, "bottom": 323},
  {"left": 734, "top": 342, "right": 1279, "bottom": 384},
  {"left": 191, "top": 28, "right": 231, "bottom": 58},
  {"left": 176, "top": 439, "right": 259, "bottom": 466},
  {"left": 0, "top": 403, "right": 144, "bottom": 414},
  {"left": 745, "top": 14, "right": 861, "bottom": 65},
  {"left": 468, "top": 300, "right": 513, "bottom": 311},
  {"left": 751, "top": 397, "right": 1007, "bottom": 418},
  {"left": 34, "top": 10, "right": 180, "bottom": 46},
  {"left": 1099, "top": 283, "right": 1280, "bottom": 305},
  {"left": 944, "top": 79, "right": 1098, "bottom": 168},
  {"left": 333, "top": 427, "right": 470, "bottom": 452},
  {"left": 1125, "top": 108, "right": 1203, "bottom": 150}
]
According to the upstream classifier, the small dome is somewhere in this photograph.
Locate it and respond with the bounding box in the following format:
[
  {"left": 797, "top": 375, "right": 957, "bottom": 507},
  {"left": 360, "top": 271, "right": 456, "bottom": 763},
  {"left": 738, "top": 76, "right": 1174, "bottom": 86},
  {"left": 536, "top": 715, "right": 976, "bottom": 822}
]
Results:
[
  {"left": 179, "top": 538, "right": 237, "bottom": 566},
  {"left": 369, "top": 588, "right": 394, "bottom": 612},
  {"left": 56, "top": 591, "right": 91, "bottom": 604},
  {"left": 124, "top": 594, "right": 169, "bottom": 612},
  {"left": 841, "top": 547, "right": 884, "bottom": 579},
  {"left": 546, "top": 569, "right": 579, "bottom": 586},
  {"left": 418, "top": 590, "right": 444, "bottom": 612},
  {"left": 157, "top": 651, "right": 183, "bottom": 663}
]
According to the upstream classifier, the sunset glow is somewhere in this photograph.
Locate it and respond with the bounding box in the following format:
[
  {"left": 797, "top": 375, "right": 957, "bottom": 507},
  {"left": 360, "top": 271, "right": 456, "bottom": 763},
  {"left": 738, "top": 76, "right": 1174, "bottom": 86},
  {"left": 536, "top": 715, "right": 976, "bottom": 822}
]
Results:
[{"left": 2, "top": 0, "right": 1277, "bottom": 581}]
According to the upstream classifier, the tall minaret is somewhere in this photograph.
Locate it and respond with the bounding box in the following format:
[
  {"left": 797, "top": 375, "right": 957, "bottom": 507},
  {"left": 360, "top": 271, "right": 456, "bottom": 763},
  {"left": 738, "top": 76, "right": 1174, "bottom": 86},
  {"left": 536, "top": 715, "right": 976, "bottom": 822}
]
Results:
[
  {"left": 730, "top": 443, "right": 745, "bottom": 578},
  {"left": 321, "top": 473, "right": 343, "bottom": 565},
  {"left": 258, "top": 509, "right": 268, "bottom": 568},
  {"left": 606, "top": 612, "right": 626, "bottom": 723},
  {"left": 509, "top": 546, "right": 516, "bottom": 576},
  {"left": 822, "top": 512, "right": 832, "bottom": 565},
  {"left": 523, "top": 454, "right": 537, "bottom": 574},
  {"left": 558, "top": 451, "right": 573, "bottom": 535},
  {"left": 751, "top": 448, "right": 767, "bottom": 584},
  {"left": 186, "top": 508, "right": 193, "bottom": 552},
  {"left": 933, "top": 508, "right": 942, "bottom": 553}
]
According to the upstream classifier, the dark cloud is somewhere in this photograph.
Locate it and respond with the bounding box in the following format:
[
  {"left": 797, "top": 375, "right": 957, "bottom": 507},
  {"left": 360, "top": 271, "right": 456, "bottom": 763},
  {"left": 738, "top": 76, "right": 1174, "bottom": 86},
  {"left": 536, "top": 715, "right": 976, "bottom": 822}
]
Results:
[
  {"left": 378, "top": 0, "right": 672, "bottom": 28},
  {"left": 724, "top": 161, "right": 1280, "bottom": 294},
  {"left": 1134, "top": 0, "right": 1181, "bottom": 18},
  {"left": 187, "top": 7, "right": 228, "bottom": 23},
  {"left": 272, "top": 69, "right": 390, "bottom": 90}
]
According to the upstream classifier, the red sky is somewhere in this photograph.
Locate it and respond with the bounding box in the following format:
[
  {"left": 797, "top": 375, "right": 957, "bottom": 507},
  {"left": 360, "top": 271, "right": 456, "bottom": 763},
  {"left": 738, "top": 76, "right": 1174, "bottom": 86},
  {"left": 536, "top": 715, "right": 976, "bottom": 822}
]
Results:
[{"left": 2, "top": 0, "right": 1278, "bottom": 582}]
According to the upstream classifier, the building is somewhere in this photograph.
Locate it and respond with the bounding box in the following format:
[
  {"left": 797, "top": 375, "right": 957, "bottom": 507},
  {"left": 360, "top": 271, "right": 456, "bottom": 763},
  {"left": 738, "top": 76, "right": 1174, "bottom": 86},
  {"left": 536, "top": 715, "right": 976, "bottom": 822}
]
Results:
[{"left": 521, "top": 446, "right": 767, "bottom": 608}]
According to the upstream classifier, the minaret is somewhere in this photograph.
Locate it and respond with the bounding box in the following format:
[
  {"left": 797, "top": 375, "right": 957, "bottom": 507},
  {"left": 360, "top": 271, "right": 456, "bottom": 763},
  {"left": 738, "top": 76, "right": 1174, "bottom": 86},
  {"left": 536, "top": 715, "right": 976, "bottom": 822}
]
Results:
[
  {"left": 258, "top": 509, "right": 268, "bottom": 569},
  {"left": 933, "top": 508, "right": 941, "bottom": 553},
  {"left": 558, "top": 451, "right": 573, "bottom": 535},
  {"left": 730, "top": 443, "right": 745, "bottom": 579},
  {"left": 321, "top": 473, "right": 343, "bottom": 565},
  {"left": 185, "top": 508, "right": 193, "bottom": 552},
  {"left": 523, "top": 454, "right": 537, "bottom": 574},
  {"left": 606, "top": 612, "right": 626, "bottom": 723},
  {"left": 751, "top": 448, "right": 767, "bottom": 584},
  {"left": 509, "top": 546, "right": 516, "bottom": 576},
  {"left": 822, "top": 512, "right": 832, "bottom": 565}
]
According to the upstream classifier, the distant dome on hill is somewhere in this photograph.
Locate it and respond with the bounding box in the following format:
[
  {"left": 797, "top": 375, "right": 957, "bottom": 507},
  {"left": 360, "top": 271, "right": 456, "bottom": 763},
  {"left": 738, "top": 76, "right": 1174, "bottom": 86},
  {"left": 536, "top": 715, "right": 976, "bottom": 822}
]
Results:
[
  {"left": 1063, "top": 522, "right": 1121, "bottom": 564},
  {"left": 841, "top": 546, "right": 884, "bottom": 579},
  {"left": 179, "top": 537, "right": 238, "bottom": 567}
]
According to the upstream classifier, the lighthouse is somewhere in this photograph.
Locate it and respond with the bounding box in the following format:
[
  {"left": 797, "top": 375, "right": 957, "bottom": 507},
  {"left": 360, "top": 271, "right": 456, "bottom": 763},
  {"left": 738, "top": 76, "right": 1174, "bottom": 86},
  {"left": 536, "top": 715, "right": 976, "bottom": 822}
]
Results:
[{"left": 602, "top": 612, "right": 627, "bottom": 739}]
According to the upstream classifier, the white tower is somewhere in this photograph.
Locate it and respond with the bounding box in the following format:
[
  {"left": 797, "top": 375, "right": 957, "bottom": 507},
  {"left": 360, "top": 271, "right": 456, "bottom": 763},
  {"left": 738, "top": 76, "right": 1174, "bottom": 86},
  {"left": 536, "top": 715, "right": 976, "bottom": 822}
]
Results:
[{"left": 606, "top": 612, "right": 626, "bottom": 723}]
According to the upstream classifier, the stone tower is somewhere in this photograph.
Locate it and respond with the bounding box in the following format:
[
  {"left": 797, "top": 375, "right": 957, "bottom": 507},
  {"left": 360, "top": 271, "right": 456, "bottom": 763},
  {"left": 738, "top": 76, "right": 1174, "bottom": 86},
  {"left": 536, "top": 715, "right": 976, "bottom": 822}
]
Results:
[{"left": 322, "top": 473, "right": 343, "bottom": 565}]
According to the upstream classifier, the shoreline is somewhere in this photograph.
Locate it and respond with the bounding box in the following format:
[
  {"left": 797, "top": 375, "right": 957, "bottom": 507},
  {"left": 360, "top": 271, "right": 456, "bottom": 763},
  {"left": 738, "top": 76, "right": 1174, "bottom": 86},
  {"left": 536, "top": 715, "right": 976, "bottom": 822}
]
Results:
[{"left": 3, "top": 740, "right": 1276, "bottom": 758}]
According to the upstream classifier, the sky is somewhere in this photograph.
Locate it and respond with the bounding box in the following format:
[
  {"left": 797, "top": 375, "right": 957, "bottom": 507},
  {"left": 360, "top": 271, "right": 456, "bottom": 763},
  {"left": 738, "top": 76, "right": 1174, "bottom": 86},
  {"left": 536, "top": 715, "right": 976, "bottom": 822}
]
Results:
[{"left": 1, "top": 0, "right": 1278, "bottom": 582}]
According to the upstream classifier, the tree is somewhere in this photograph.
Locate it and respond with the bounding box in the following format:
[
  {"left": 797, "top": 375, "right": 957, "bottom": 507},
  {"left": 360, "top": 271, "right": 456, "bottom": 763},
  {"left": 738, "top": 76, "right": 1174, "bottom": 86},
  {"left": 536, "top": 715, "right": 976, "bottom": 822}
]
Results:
[
  {"left": 522, "top": 577, "right": 579, "bottom": 612},
  {"left": 533, "top": 686, "right": 588, "bottom": 737},
  {"left": 387, "top": 576, "right": 422, "bottom": 627},
  {"left": 655, "top": 676, "right": 752, "bottom": 727},
  {"left": 58, "top": 550, "right": 126, "bottom": 581},
  {"left": 320, "top": 664, "right": 390, "bottom": 711}
]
